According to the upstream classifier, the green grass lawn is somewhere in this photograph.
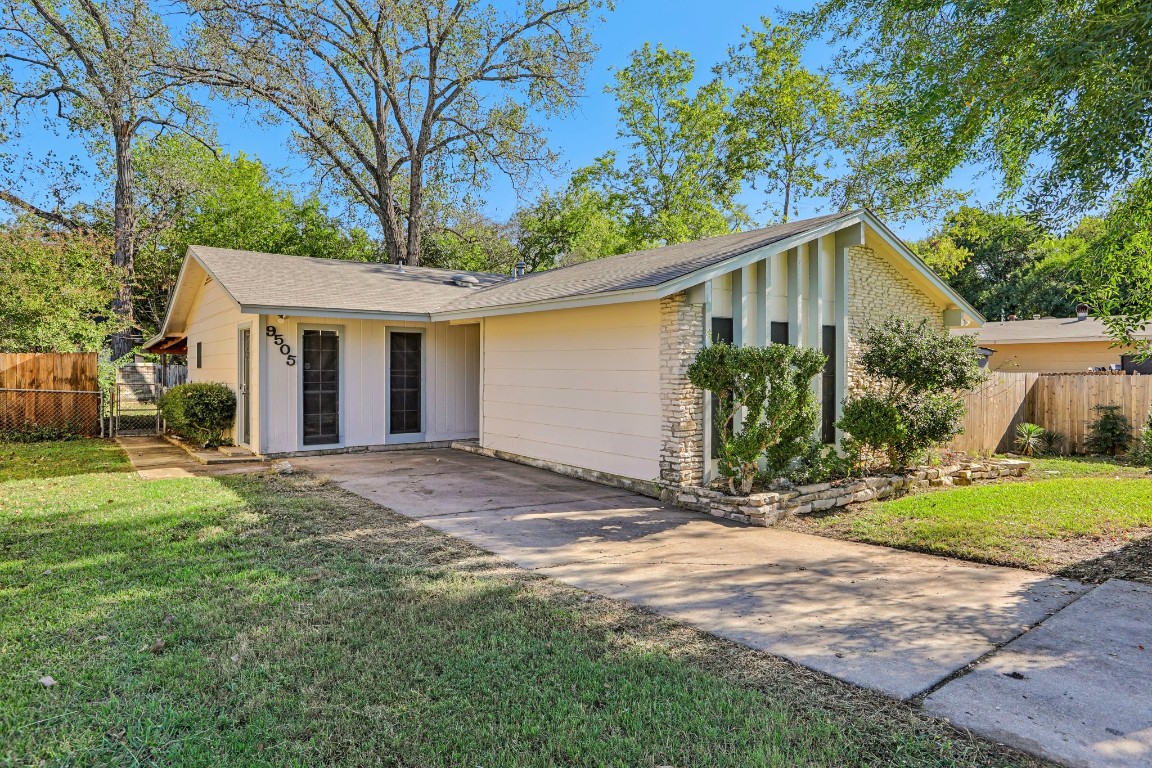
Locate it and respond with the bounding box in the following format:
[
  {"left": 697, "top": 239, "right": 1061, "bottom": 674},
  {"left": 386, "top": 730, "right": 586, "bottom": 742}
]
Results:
[
  {"left": 1020, "top": 455, "right": 1150, "bottom": 480},
  {"left": 0, "top": 440, "right": 1046, "bottom": 767},
  {"left": 0, "top": 439, "right": 130, "bottom": 482}
]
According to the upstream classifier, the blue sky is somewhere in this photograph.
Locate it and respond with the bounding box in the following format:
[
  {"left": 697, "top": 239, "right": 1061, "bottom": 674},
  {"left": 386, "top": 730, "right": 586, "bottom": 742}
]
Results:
[{"left": 14, "top": 1, "right": 1003, "bottom": 241}]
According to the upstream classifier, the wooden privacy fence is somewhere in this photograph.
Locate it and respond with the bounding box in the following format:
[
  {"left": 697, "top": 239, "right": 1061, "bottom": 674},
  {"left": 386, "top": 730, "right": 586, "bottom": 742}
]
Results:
[
  {"left": 950, "top": 371, "right": 1152, "bottom": 454},
  {"left": 0, "top": 352, "right": 102, "bottom": 437}
]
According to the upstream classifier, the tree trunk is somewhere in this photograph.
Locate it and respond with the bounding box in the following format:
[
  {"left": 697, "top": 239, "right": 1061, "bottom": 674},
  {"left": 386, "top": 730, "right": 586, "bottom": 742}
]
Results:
[
  {"left": 109, "top": 121, "right": 137, "bottom": 360},
  {"left": 406, "top": 162, "right": 423, "bottom": 267}
]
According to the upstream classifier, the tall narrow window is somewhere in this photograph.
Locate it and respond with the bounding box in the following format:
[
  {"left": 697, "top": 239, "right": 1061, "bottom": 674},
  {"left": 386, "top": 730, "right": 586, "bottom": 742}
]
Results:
[
  {"left": 709, "top": 318, "right": 735, "bottom": 459},
  {"left": 821, "top": 325, "right": 837, "bottom": 444},
  {"left": 302, "top": 329, "right": 340, "bottom": 445},
  {"left": 195, "top": 341, "right": 202, "bottom": 369},
  {"left": 389, "top": 332, "right": 422, "bottom": 435}
]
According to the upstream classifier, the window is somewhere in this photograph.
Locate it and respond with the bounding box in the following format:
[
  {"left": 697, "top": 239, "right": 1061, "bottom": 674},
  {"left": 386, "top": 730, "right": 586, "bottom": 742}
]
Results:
[
  {"left": 771, "top": 321, "right": 790, "bottom": 346},
  {"left": 821, "top": 325, "right": 837, "bottom": 444},
  {"left": 709, "top": 318, "right": 734, "bottom": 459},
  {"left": 195, "top": 341, "right": 202, "bottom": 369}
]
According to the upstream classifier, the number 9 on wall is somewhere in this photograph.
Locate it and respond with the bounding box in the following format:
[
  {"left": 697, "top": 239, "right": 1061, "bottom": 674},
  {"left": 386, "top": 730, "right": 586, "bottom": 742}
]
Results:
[{"left": 266, "top": 325, "right": 297, "bottom": 366}]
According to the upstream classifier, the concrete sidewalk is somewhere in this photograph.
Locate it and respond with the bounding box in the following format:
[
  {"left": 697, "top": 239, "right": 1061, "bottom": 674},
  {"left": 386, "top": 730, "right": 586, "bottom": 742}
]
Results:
[{"left": 292, "top": 449, "right": 1086, "bottom": 700}]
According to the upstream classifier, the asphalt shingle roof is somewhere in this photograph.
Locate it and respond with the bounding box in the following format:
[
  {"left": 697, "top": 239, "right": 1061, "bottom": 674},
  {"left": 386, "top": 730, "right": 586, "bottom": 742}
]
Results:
[
  {"left": 439, "top": 212, "right": 854, "bottom": 313},
  {"left": 188, "top": 212, "right": 856, "bottom": 317},
  {"left": 189, "top": 246, "right": 507, "bottom": 315},
  {"left": 953, "top": 317, "right": 1152, "bottom": 344}
]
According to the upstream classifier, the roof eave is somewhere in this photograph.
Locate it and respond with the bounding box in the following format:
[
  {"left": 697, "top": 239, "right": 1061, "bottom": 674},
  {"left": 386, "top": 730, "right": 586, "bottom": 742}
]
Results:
[{"left": 239, "top": 304, "right": 434, "bottom": 323}]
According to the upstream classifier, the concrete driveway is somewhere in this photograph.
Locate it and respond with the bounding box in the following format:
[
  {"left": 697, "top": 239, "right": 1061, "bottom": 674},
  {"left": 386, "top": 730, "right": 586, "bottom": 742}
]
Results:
[{"left": 293, "top": 448, "right": 1087, "bottom": 701}]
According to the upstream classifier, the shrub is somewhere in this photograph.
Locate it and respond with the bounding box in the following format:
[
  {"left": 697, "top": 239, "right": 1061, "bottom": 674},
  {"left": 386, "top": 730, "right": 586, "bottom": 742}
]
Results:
[
  {"left": 1129, "top": 416, "right": 1152, "bottom": 467},
  {"left": 1014, "top": 422, "right": 1045, "bottom": 457},
  {"left": 1085, "top": 404, "right": 1133, "bottom": 455},
  {"left": 837, "top": 318, "right": 984, "bottom": 469},
  {"left": 785, "top": 438, "right": 860, "bottom": 485},
  {"left": 687, "top": 342, "right": 827, "bottom": 495},
  {"left": 0, "top": 424, "right": 84, "bottom": 443},
  {"left": 1040, "top": 429, "right": 1066, "bottom": 456},
  {"left": 160, "top": 382, "right": 236, "bottom": 447}
]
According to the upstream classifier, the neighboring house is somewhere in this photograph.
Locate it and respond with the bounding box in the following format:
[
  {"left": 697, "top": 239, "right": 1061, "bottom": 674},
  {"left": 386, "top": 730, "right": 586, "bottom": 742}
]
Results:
[
  {"left": 953, "top": 308, "right": 1152, "bottom": 373},
  {"left": 145, "top": 210, "right": 981, "bottom": 489}
]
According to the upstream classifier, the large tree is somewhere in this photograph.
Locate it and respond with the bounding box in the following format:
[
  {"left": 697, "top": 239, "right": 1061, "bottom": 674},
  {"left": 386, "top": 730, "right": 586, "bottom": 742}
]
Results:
[
  {"left": 580, "top": 43, "right": 747, "bottom": 246},
  {"left": 0, "top": 222, "right": 122, "bottom": 352},
  {"left": 719, "top": 20, "right": 843, "bottom": 223},
  {"left": 188, "top": 0, "right": 603, "bottom": 266},
  {"left": 133, "top": 135, "right": 376, "bottom": 334},
  {"left": 794, "top": 0, "right": 1152, "bottom": 213},
  {"left": 0, "top": 0, "right": 208, "bottom": 357}
]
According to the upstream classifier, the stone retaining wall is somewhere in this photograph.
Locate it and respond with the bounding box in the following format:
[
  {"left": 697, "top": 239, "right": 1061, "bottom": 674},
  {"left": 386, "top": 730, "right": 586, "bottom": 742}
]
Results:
[{"left": 668, "top": 459, "right": 1030, "bottom": 526}]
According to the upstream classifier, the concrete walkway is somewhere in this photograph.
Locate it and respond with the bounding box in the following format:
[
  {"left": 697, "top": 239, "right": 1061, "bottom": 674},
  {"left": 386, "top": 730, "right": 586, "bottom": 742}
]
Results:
[
  {"left": 116, "top": 436, "right": 265, "bottom": 479},
  {"left": 291, "top": 448, "right": 1152, "bottom": 767}
]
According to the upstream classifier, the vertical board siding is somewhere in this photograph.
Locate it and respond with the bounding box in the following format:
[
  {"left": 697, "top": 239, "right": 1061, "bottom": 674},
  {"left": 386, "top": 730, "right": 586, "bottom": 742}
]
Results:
[
  {"left": 482, "top": 302, "right": 662, "bottom": 481},
  {"left": 952, "top": 372, "right": 1152, "bottom": 454},
  {"left": 258, "top": 316, "right": 480, "bottom": 454},
  {"left": 0, "top": 353, "right": 100, "bottom": 435}
]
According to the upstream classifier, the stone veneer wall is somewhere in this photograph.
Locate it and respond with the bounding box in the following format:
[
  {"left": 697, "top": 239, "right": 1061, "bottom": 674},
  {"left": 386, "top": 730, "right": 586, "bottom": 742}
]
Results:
[
  {"left": 845, "top": 245, "right": 942, "bottom": 398},
  {"left": 672, "top": 459, "right": 1030, "bottom": 526},
  {"left": 658, "top": 292, "right": 706, "bottom": 487}
]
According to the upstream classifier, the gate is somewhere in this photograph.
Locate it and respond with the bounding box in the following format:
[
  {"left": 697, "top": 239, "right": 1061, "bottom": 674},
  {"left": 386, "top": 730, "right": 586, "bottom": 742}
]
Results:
[{"left": 111, "top": 364, "right": 163, "bottom": 436}]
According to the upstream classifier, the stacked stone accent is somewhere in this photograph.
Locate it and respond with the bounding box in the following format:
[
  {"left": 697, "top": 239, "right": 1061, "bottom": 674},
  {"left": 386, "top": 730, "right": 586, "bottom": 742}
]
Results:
[
  {"left": 669, "top": 459, "right": 1030, "bottom": 526},
  {"left": 658, "top": 292, "right": 705, "bottom": 487},
  {"left": 845, "top": 245, "right": 942, "bottom": 399}
]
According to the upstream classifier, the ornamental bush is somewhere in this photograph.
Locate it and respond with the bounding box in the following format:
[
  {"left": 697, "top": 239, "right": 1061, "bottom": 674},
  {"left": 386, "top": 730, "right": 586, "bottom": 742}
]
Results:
[
  {"left": 837, "top": 318, "right": 984, "bottom": 469},
  {"left": 1085, "top": 404, "right": 1133, "bottom": 455},
  {"left": 160, "top": 382, "right": 236, "bottom": 447},
  {"left": 687, "top": 342, "right": 827, "bottom": 495}
]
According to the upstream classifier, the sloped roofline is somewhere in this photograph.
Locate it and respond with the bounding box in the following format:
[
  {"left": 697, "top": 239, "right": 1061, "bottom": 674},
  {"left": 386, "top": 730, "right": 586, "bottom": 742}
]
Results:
[{"left": 145, "top": 210, "right": 983, "bottom": 351}]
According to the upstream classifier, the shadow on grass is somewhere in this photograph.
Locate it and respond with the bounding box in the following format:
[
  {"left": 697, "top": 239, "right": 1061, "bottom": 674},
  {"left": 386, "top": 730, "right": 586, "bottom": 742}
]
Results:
[
  {"left": 1058, "top": 534, "right": 1152, "bottom": 586},
  {"left": 0, "top": 471, "right": 1054, "bottom": 768}
]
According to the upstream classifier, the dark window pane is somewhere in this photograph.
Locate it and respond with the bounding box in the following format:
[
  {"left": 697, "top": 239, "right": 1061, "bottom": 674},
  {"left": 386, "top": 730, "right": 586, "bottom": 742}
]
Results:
[
  {"left": 710, "top": 318, "right": 734, "bottom": 459},
  {"left": 822, "top": 325, "right": 837, "bottom": 444},
  {"left": 390, "top": 333, "right": 422, "bottom": 434},
  {"left": 302, "top": 330, "right": 340, "bottom": 445},
  {"left": 771, "top": 322, "right": 790, "bottom": 346}
]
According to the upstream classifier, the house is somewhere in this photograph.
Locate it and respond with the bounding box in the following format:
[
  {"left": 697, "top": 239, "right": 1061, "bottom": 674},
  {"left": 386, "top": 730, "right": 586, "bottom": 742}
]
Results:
[
  {"left": 952, "top": 306, "right": 1152, "bottom": 373},
  {"left": 144, "top": 210, "right": 981, "bottom": 490}
]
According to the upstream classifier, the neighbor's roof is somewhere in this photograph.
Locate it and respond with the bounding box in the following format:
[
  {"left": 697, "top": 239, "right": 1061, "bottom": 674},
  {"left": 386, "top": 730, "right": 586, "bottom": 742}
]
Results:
[
  {"left": 438, "top": 212, "right": 854, "bottom": 313},
  {"left": 953, "top": 317, "right": 1152, "bottom": 345},
  {"left": 189, "top": 245, "right": 506, "bottom": 316}
]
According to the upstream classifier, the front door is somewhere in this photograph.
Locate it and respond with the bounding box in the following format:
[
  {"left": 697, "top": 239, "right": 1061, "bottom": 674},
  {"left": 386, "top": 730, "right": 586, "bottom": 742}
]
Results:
[
  {"left": 238, "top": 328, "right": 251, "bottom": 445},
  {"left": 389, "top": 332, "right": 422, "bottom": 436},
  {"left": 302, "top": 329, "right": 340, "bottom": 445}
]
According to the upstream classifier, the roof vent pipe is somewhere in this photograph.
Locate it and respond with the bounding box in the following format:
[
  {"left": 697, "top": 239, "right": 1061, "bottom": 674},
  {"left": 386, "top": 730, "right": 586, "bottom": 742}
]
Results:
[
  {"left": 1076, "top": 303, "right": 1090, "bottom": 321},
  {"left": 514, "top": 259, "right": 526, "bottom": 279}
]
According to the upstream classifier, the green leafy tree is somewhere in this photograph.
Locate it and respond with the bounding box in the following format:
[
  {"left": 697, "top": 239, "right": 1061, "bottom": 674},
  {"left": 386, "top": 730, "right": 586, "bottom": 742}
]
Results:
[
  {"left": 133, "top": 138, "right": 375, "bottom": 335},
  {"left": 0, "top": 0, "right": 210, "bottom": 357},
  {"left": 795, "top": 0, "right": 1152, "bottom": 213},
  {"left": 188, "top": 0, "right": 604, "bottom": 265},
  {"left": 687, "top": 342, "right": 827, "bottom": 494},
  {"left": 581, "top": 43, "right": 748, "bottom": 247},
  {"left": 0, "top": 223, "right": 123, "bottom": 352},
  {"left": 837, "top": 318, "right": 984, "bottom": 468},
  {"left": 1083, "top": 178, "right": 1152, "bottom": 358},
  {"left": 719, "top": 20, "right": 843, "bottom": 222},
  {"left": 512, "top": 185, "right": 631, "bottom": 270},
  {"left": 913, "top": 206, "right": 1094, "bottom": 319}
]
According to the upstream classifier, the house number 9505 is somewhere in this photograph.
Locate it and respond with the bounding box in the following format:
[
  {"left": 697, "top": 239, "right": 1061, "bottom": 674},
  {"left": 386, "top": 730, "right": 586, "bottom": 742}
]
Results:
[{"left": 266, "top": 326, "right": 297, "bottom": 366}]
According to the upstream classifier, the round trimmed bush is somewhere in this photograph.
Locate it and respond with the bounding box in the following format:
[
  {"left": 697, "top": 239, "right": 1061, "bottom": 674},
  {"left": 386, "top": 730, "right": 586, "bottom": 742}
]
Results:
[{"left": 160, "top": 382, "right": 236, "bottom": 447}]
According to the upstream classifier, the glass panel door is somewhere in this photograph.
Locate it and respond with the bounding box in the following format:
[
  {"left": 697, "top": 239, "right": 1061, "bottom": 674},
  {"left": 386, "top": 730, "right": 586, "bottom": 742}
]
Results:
[
  {"left": 302, "top": 329, "right": 340, "bottom": 445},
  {"left": 389, "top": 332, "right": 422, "bottom": 435}
]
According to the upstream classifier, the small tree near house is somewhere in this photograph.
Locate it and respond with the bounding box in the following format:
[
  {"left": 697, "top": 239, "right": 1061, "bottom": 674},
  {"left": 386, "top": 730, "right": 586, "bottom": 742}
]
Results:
[
  {"left": 688, "top": 342, "right": 827, "bottom": 495},
  {"left": 837, "top": 317, "right": 985, "bottom": 469}
]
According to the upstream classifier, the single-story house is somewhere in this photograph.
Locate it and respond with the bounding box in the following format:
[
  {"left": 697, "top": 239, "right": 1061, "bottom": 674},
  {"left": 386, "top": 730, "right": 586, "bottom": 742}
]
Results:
[
  {"left": 952, "top": 309, "right": 1152, "bottom": 374},
  {"left": 145, "top": 210, "right": 981, "bottom": 489}
]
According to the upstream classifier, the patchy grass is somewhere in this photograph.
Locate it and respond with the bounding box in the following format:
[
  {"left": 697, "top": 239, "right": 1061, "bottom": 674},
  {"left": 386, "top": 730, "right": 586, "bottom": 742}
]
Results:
[
  {"left": 0, "top": 458, "right": 1048, "bottom": 766},
  {"left": 1021, "top": 455, "right": 1149, "bottom": 480},
  {"left": 786, "top": 477, "right": 1152, "bottom": 577},
  {"left": 0, "top": 439, "right": 131, "bottom": 482}
]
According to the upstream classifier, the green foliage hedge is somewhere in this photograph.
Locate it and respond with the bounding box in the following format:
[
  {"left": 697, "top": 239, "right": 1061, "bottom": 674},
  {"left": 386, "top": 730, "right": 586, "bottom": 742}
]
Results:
[{"left": 160, "top": 382, "right": 236, "bottom": 447}]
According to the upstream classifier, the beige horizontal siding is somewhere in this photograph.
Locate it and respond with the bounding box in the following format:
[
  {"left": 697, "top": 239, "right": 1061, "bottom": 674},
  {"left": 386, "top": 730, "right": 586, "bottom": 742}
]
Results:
[
  {"left": 482, "top": 301, "right": 662, "bottom": 481},
  {"left": 987, "top": 341, "right": 1129, "bottom": 373}
]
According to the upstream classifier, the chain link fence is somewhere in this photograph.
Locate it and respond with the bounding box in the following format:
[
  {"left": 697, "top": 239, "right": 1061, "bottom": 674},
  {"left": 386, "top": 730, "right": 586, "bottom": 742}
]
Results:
[{"left": 0, "top": 388, "right": 105, "bottom": 441}]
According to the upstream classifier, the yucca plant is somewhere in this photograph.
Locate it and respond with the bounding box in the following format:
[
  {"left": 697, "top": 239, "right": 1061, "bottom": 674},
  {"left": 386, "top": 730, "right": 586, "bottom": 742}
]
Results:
[{"left": 1014, "top": 422, "right": 1046, "bottom": 457}]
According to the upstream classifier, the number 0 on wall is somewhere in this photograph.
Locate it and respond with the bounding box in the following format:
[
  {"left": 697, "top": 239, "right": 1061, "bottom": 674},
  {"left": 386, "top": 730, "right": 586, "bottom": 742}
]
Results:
[{"left": 266, "top": 325, "right": 297, "bottom": 366}]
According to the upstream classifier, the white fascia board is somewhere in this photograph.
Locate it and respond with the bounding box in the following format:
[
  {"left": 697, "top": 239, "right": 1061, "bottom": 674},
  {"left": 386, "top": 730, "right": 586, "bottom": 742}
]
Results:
[
  {"left": 653, "top": 213, "right": 863, "bottom": 299},
  {"left": 240, "top": 305, "right": 433, "bottom": 323},
  {"left": 859, "top": 211, "right": 987, "bottom": 325},
  {"left": 430, "top": 284, "right": 658, "bottom": 321}
]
